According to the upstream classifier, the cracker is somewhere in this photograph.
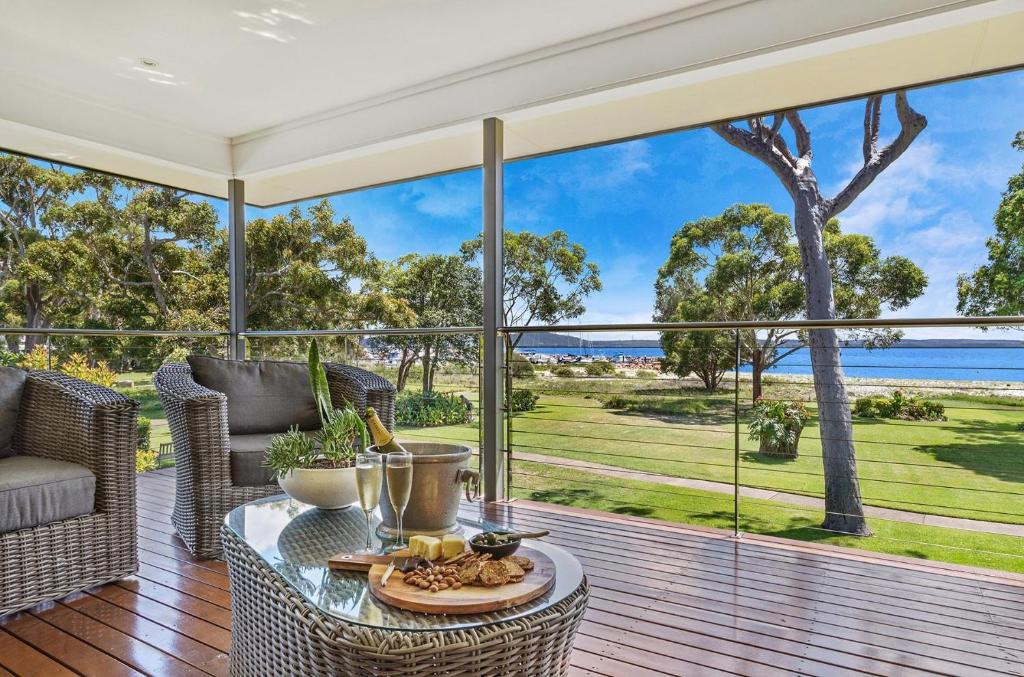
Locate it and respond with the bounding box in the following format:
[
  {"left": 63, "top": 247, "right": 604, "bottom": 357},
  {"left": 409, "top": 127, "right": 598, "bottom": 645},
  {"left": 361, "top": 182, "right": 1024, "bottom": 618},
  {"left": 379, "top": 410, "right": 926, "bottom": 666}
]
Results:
[
  {"left": 509, "top": 555, "right": 534, "bottom": 571},
  {"left": 501, "top": 558, "right": 525, "bottom": 580},
  {"left": 478, "top": 561, "right": 510, "bottom": 587},
  {"left": 459, "top": 561, "right": 482, "bottom": 585}
]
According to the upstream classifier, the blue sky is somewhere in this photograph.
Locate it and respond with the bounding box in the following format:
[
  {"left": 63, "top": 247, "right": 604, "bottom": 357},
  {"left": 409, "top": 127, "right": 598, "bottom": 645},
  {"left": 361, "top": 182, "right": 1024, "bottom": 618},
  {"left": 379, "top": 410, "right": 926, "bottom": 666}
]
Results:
[{"left": 256, "top": 68, "right": 1024, "bottom": 340}]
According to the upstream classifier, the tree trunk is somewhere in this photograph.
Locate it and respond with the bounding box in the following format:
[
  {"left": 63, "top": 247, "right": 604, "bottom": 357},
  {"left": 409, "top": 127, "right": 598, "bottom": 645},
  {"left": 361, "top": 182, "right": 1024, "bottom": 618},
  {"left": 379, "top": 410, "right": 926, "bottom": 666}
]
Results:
[
  {"left": 793, "top": 188, "right": 870, "bottom": 536},
  {"left": 396, "top": 348, "right": 414, "bottom": 392},
  {"left": 24, "top": 283, "right": 44, "bottom": 352},
  {"left": 751, "top": 347, "right": 764, "bottom": 401},
  {"left": 421, "top": 346, "right": 432, "bottom": 394}
]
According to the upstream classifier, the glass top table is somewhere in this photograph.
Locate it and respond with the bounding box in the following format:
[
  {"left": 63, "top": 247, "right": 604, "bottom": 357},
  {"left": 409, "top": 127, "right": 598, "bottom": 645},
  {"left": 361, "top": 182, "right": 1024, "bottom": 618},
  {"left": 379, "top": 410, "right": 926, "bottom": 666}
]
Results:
[{"left": 223, "top": 494, "right": 585, "bottom": 632}]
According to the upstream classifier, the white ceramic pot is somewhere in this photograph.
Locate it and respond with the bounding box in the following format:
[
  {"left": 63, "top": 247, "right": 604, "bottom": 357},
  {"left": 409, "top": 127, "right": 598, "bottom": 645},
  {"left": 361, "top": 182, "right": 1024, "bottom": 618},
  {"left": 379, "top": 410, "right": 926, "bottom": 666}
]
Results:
[{"left": 277, "top": 466, "right": 358, "bottom": 510}]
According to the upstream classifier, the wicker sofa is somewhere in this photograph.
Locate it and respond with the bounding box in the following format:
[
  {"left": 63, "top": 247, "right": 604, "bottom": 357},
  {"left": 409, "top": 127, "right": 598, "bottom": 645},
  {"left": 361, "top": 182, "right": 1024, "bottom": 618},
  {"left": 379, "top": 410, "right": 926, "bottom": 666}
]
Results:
[
  {"left": 0, "top": 369, "right": 140, "bottom": 616},
  {"left": 155, "top": 358, "right": 396, "bottom": 559}
]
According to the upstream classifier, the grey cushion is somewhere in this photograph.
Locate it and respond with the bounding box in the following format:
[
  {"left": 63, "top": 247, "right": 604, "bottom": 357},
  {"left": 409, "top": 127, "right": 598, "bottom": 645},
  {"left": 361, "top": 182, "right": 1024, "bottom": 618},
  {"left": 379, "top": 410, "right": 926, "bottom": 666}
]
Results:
[
  {"left": 0, "top": 366, "right": 26, "bottom": 458},
  {"left": 230, "top": 431, "right": 320, "bottom": 487},
  {"left": 0, "top": 455, "right": 95, "bottom": 533},
  {"left": 187, "top": 356, "right": 320, "bottom": 435}
]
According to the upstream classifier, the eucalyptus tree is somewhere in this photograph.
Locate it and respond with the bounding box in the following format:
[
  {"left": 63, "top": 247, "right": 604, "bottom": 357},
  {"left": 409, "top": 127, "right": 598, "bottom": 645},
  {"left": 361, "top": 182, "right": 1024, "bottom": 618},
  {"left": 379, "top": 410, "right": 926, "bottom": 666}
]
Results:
[
  {"left": 655, "top": 204, "right": 926, "bottom": 399},
  {"left": 370, "top": 254, "right": 481, "bottom": 392},
  {"left": 461, "top": 229, "right": 601, "bottom": 347},
  {"left": 957, "top": 131, "right": 1024, "bottom": 318},
  {"left": 0, "top": 154, "right": 84, "bottom": 345},
  {"left": 711, "top": 93, "right": 928, "bottom": 535}
]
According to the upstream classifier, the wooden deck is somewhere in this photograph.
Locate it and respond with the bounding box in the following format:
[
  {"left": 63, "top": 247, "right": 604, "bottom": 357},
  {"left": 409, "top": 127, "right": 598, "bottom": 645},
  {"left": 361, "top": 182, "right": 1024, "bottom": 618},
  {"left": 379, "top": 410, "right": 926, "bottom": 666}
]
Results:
[{"left": 2, "top": 468, "right": 1023, "bottom": 676}]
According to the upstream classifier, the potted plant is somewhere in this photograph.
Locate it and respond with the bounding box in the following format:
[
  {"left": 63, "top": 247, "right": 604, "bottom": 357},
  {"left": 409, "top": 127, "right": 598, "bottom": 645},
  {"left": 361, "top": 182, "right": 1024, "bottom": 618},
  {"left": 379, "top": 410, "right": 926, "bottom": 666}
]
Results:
[
  {"left": 748, "top": 398, "right": 808, "bottom": 459},
  {"left": 265, "top": 340, "right": 369, "bottom": 509}
]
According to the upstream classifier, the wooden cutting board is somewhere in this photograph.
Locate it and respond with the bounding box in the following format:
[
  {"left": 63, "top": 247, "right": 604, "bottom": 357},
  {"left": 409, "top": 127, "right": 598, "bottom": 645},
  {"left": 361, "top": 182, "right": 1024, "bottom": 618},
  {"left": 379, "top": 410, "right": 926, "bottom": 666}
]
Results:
[{"left": 368, "top": 546, "right": 556, "bottom": 614}]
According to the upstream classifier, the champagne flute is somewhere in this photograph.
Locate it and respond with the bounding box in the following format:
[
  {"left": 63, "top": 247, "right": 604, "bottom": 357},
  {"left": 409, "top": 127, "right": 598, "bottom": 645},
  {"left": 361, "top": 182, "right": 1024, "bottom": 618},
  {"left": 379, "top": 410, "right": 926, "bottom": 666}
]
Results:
[
  {"left": 386, "top": 451, "right": 413, "bottom": 550},
  {"left": 355, "top": 451, "right": 382, "bottom": 552}
]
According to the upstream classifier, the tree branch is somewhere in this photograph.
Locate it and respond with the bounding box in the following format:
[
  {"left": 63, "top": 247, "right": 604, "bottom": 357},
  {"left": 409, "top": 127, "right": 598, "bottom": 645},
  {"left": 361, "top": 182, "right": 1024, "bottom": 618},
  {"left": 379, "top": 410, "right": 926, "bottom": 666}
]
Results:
[
  {"left": 784, "top": 110, "right": 812, "bottom": 160},
  {"left": 828, "top": 91, "right": 927, "bottom": 219},
  {"left": 862, "top": 95, "right": 882, "bottom": 164},
  {"left": 711, "top": 122, "right": 799, "bottom": 198}
]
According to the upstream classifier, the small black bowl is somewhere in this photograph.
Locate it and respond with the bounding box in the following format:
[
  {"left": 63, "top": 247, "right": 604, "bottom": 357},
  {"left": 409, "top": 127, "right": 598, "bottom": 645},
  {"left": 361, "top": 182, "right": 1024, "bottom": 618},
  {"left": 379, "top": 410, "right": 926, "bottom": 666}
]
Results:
[{"left": 469, "top": 531, "right": 521, "bottom": 558}]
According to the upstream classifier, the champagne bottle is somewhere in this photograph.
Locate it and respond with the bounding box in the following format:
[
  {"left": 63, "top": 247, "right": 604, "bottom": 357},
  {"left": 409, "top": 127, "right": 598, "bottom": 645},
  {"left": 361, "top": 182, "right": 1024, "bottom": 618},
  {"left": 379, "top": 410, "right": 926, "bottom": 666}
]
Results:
[{"left": 366, "top": 407, "right": 407, "bottom": 453}]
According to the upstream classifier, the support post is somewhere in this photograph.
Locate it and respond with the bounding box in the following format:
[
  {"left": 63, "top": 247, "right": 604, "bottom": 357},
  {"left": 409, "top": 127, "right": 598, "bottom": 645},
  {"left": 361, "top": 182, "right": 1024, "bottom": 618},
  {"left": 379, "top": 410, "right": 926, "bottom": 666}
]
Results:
[
  {"left": 482, "top": 118, "right": 505, "bottom": 502},
  {"left": 733, "top": 329, "right": 741, "bottom": 537},
  {"left": 228, "top": 179, "right": 247, "bottom": 360}
]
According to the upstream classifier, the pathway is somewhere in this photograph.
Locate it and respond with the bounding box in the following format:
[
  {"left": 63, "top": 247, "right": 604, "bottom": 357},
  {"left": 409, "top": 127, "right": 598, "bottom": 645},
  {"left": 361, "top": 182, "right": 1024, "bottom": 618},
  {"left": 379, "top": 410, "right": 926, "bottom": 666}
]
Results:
[{"left": 513, "top": 451, "right": 1024, "bottom": 537}]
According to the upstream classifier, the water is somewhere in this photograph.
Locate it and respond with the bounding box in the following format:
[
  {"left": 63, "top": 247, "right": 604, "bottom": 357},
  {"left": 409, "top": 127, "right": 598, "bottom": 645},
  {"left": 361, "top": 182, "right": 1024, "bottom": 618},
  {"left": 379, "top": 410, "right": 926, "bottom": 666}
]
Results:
[{"left": 525, "top": 346, "right": 1024, "bottom": 382}]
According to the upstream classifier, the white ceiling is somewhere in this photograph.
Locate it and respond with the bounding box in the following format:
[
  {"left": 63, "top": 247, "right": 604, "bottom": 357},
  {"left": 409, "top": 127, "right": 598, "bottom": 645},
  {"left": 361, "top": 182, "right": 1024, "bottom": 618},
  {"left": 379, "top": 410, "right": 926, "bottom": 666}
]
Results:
[
  {"left": 1, "top": 0, "right": 1023, "bottom": 204},
  {"left": 0, "top": 0, "right": 698, "bottom": 138}
]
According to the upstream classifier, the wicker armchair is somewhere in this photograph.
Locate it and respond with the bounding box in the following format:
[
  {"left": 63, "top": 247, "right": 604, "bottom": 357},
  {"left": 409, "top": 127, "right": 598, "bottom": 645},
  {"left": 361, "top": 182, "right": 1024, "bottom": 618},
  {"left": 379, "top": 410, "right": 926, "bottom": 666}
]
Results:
[
  {"left": 155, "top": 361, "right": 396, "bottom": 559},
  {"left": 0, "top": 371, "right": 139, "bottom": 616}
]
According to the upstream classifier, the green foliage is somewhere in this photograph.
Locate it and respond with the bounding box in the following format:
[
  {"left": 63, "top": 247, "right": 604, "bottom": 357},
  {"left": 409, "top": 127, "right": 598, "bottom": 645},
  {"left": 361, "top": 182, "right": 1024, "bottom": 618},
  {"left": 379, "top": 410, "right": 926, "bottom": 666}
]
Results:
[
  {"left": 942, "top": 393, "right": 1024, "bottom": 408},
  {"left": 510, "top": 353, "right": 535, "bottom": 379},
  {"left": 18, "top": 346, "right": 49, "bottom": 370},
  {"left": 305, "top": 339, "right": 367, "bottom": 466},
  {"left": 0, "top": 350, "right": 18, "bottom": 367},
  {"left": 957, "top": 133, "right": 1024, "bottom": 317},
  {"left": 0, "top": 152, "right": 411, "bottom": 369},
  {"left": 395, "top": 391, "right": 472, "bottom": 427},
  {"left": 584, "top": 360, "right": 616, "bottom": 377},
  {"left": 655, "top": 204, "right": 927, "bottom": 396},
  {"left": 367, "top": 254, "right": 481, "bottom": 393},
  {"left": 60, "top": 353, "right": 117, "bottom": 387},
  {"left": 308, "top": 339, "right": 334, "bottom": 424},
  {"left": 137, "top": 416, "right": 151, "bottom": 451},
  {"left": 317, "top": 407, "right": 368, "bottom": 467},
  {"left": 660, "top": 325, "right": 735, "bottom": 392},
  {"left": 601, "top": 394, "right": 711, "bottom": 417},
  {"left": 509, "top": 389, "right": 539, "bottom": 412},
  {"left": 461, "top": 229, "right": 600, "bottom": 346},
  {"left": 551, "top": 365, "right": 576, "bottom": 378},
  {"left": 748, "top": 399, "right": 809, "bottom": 447},
  {"left": 853, "top": 391, "right": 946, "bottom": 421},
  {"left": 1017, "top": 422, "right": 1024, "bottom": 432},
  {"left": 635, "top": 370, "right": 657, "bottom": 379},
  {"left": 135, "top": 449, "right": 158, "bottom": 474},
  {"left": 265, "top": 427, "right": 317, "bottom": 476}
]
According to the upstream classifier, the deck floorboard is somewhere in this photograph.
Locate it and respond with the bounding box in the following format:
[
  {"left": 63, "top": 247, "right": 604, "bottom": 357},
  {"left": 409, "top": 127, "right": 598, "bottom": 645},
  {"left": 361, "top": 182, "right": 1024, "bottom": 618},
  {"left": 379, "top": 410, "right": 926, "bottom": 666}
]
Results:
[{"left": 1, "top": 468, "right": 1021, "bottom": 676}]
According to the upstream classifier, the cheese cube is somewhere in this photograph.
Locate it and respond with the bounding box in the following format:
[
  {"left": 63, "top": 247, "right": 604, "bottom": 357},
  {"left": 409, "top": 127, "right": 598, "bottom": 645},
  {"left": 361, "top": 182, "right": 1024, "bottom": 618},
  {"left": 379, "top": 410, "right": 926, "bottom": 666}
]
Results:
[
  {"left": 409, "top": 535, "right": 442, "bottom": 560},
  {"left": 442, "top": 534, "right": 466, "bottom": 559}
]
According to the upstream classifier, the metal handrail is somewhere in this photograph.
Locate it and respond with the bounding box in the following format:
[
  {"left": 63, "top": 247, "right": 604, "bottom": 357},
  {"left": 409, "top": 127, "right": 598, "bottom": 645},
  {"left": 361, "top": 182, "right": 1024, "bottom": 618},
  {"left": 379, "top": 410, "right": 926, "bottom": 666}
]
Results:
[
  {"left": 501, "top": 315, "right": 1024, "bottom": 333},
  {"left": 0, "top": 327, "right": 229, "bottom": 337},
  {"left": 240, "top": 327, "right": 482, "bottom": 338}
]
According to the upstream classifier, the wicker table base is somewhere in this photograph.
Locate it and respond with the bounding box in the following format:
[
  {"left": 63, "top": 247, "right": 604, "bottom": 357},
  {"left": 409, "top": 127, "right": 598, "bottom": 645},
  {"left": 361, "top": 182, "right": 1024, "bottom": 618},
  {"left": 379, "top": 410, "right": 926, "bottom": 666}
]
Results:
[{"left": 223, "top": 526, "right": 589, "bottom": 677}]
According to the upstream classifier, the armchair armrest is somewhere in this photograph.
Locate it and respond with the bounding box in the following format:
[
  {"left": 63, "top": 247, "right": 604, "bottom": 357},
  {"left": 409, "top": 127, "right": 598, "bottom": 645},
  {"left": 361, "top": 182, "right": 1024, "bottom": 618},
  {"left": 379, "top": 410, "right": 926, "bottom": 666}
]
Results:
[
  {"left": 154, "top": 363, "right": 231, "bottom": 485},
  {"left": 324, "top": 363, "right": 397, "bottom": 431},
  {"left": 15, "top": 370, "right": 139, "bottom": 515}
]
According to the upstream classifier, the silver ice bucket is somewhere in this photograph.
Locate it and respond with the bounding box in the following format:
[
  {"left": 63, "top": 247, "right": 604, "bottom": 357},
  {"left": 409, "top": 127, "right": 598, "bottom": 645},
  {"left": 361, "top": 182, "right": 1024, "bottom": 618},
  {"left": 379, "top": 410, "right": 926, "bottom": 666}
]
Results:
[{"left": 373, "top": 442, "right": 480, "bottom": 538}]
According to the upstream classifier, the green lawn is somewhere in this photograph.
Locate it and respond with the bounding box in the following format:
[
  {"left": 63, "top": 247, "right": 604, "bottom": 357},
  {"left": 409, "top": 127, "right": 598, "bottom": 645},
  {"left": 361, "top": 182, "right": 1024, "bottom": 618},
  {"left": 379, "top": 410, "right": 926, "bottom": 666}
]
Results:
[{"left": 511, "top": 458, "right": 1024, "bottom": 574}]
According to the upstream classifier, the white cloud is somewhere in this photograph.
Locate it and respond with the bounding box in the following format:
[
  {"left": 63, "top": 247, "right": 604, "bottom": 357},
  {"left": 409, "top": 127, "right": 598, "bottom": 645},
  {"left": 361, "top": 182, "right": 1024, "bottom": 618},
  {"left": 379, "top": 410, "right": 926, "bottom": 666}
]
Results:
[{"left": 404, "top": 175, "right": 480, "bottom": 219}]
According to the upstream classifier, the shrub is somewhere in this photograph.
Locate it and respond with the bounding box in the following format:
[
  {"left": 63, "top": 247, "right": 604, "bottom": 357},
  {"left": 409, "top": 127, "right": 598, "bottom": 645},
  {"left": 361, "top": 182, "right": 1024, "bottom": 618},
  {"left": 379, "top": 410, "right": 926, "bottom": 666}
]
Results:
[
  {"left": 551, "top": 366, "right": 576, "bottom": 378},
  {"left": 136, "top": 449, "right": 158, "bottom": 474},
  {"left": 1018, "top": 422, "right": 1024, "bottom": 432},
  {"left": 584, "top": 360, "right": 617, "bottom": 377},
  {"left": 396, "top": 391, "right": 472, "bottom": 426},
  {"left": 137, "top": 416, "right": 151, "bottom": 451},
  {"left": 0, "top": 350, "right": 18, "bottom": 367},
  {"left": 853, "top": 390, "right": 945, "bottom": 421},
  {"left": 635, "top": 369, "right": 657, "bottom": 379},
  {"left": 18, "top": 346, "right": 49, "bottom": 370},
  {"left": 601, "top": 394, "right": 709, "bottom": 417},
  {"left": 18, "top": 349, "right": 118, "bottom": 387},
  {"left": 510, "top": 353, "right": 535, "bottom": 379},
  {"left": 748, "top": 399, "right": 809, "bottom": 450},
  {"left": 509, "top": 389, "right": 539, "bottom": 412}
]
